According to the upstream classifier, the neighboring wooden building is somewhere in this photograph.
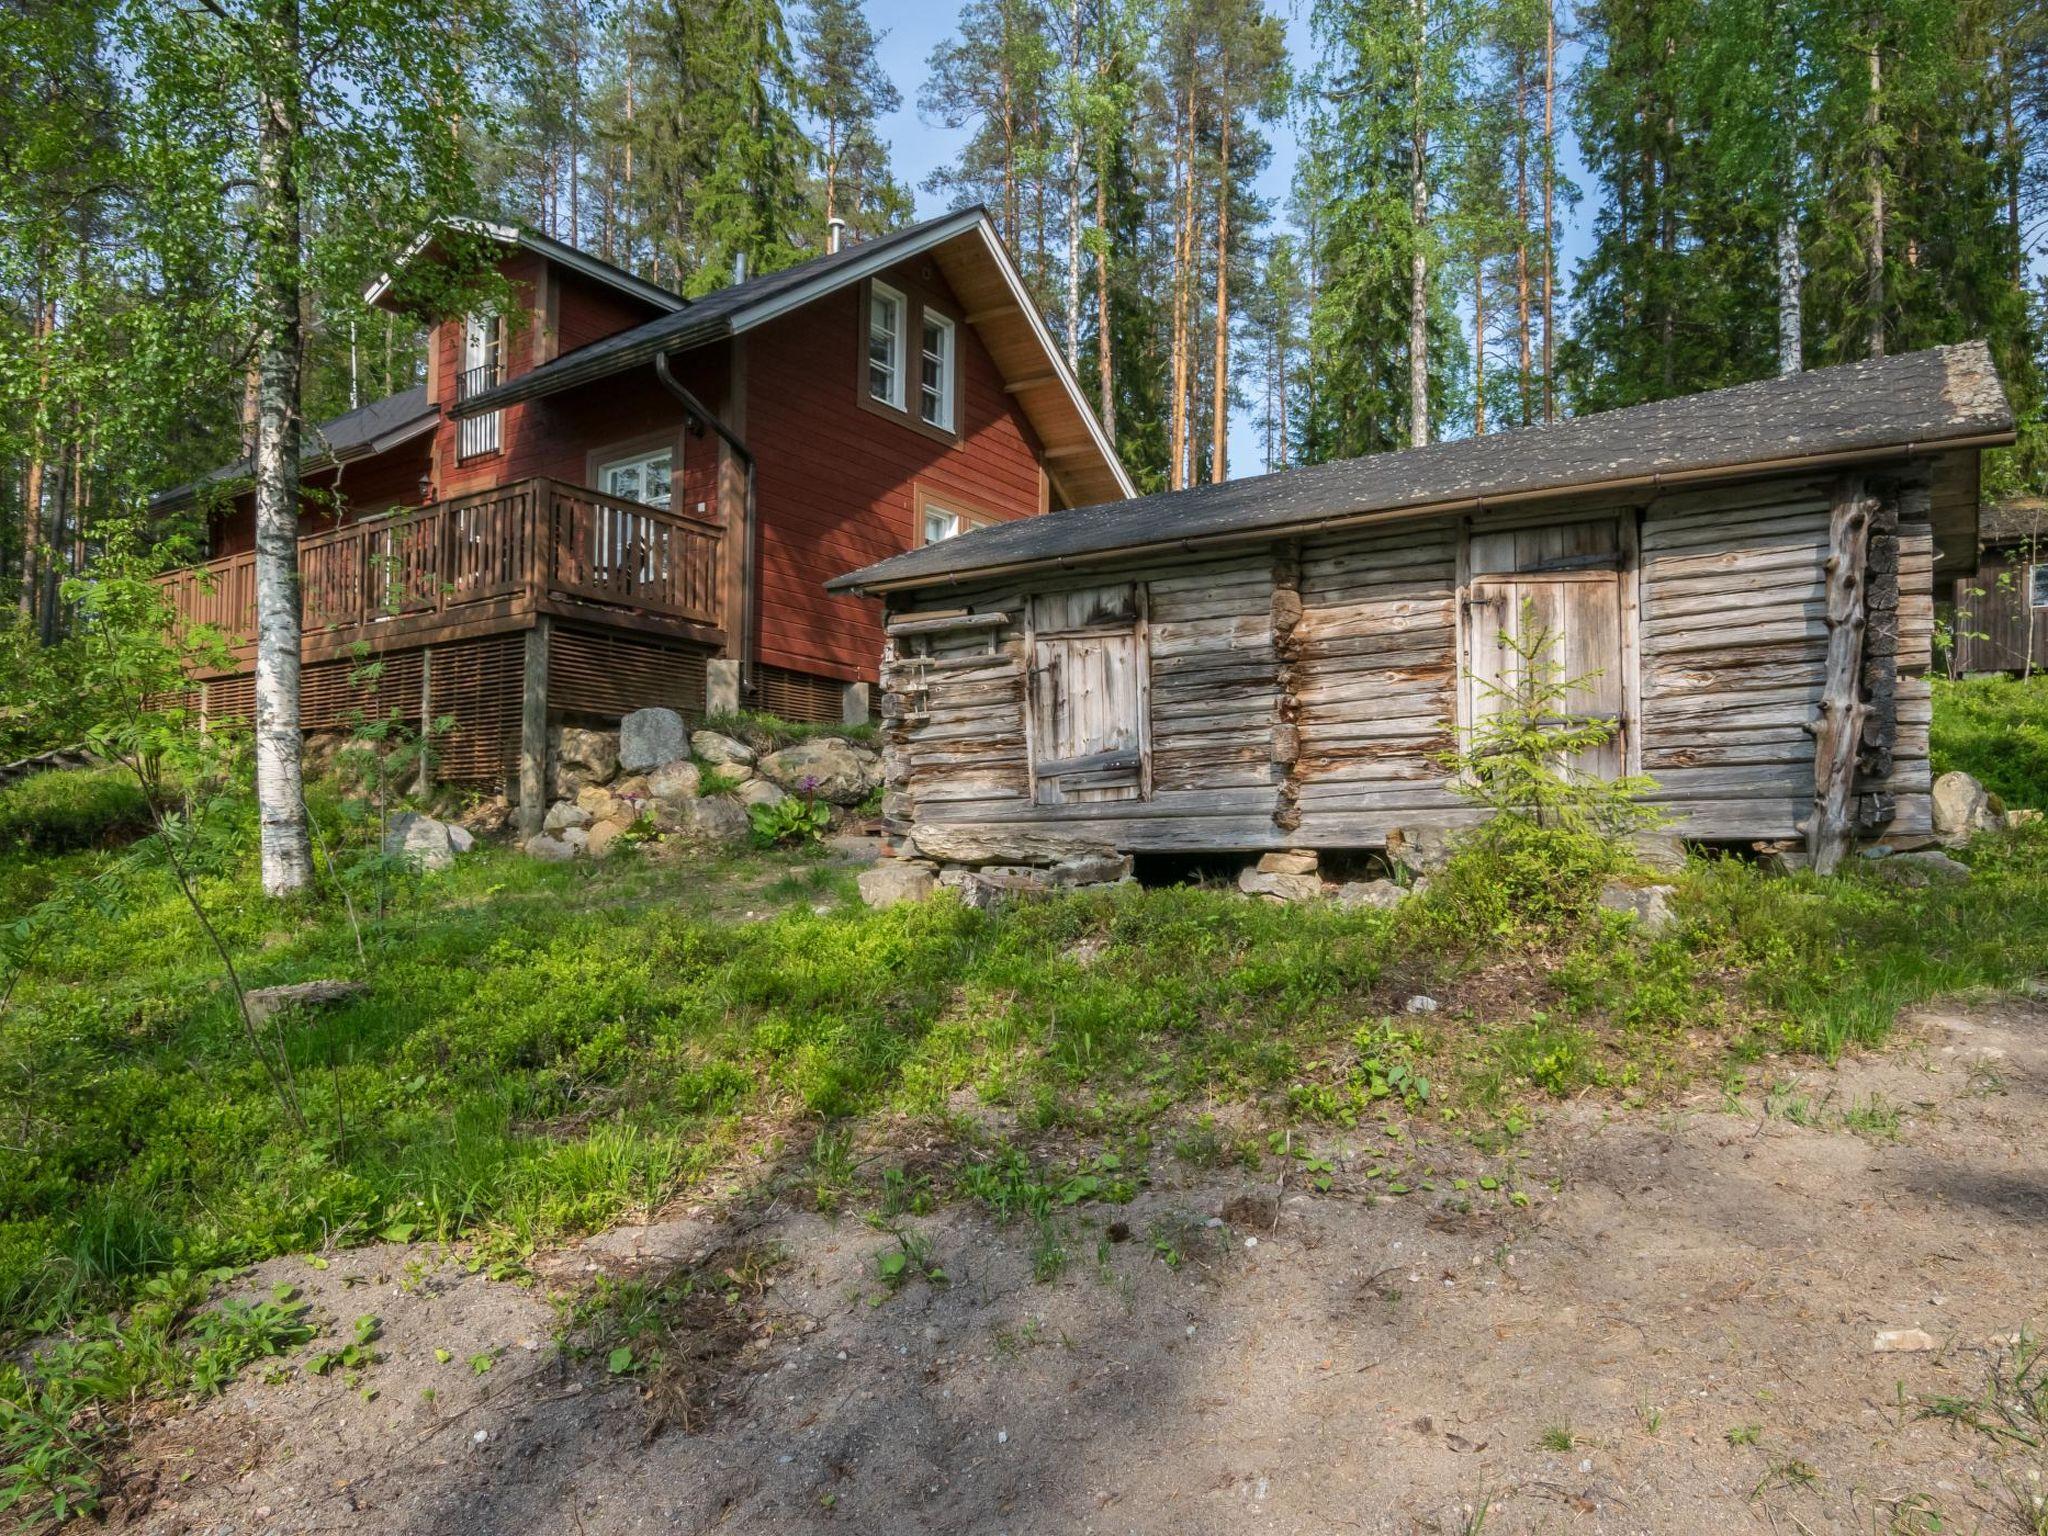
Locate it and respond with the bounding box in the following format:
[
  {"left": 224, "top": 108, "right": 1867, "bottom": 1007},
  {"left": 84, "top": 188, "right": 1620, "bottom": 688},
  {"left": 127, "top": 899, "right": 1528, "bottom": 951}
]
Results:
[
  {"left": 151, "top": 211, "right": 1130, "bottom": 826},
  {"left": 1951, "top": 495, "right": 2046, "bottom": 675},
  {"left": 832, "top": 345, "right": 2010, "bottom": 871}
]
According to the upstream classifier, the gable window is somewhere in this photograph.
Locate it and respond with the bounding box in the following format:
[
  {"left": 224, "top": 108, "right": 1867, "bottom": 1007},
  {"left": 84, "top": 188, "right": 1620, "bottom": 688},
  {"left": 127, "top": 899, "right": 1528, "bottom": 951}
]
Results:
[
  {"left": 920, "top": 313, "right": 956, "bottom": 430},
  {"left": 599, "top": 447, "right": 673, "bottom": 510},
  {"left": 868, "top": 282, "right": 906, "bottom": 410},
  {"left": 457, "top": 313, "right": 504, "bottom": 460},
  {"left": 1027, "top": 582, "right": 1151, "bottom": 807}
]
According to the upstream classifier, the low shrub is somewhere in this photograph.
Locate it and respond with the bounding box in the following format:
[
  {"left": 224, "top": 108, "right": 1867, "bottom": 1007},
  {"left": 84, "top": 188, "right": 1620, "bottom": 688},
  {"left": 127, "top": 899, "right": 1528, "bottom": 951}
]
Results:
[{"left": 0, "top": 768, "right": 152, "bottom": 853}]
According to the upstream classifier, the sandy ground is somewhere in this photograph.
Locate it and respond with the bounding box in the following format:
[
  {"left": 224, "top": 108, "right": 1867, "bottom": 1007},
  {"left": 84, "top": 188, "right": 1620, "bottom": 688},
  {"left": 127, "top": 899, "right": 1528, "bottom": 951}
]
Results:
[{"left": 107, "top": 1000, "right": 2047, "bottom": 1536}]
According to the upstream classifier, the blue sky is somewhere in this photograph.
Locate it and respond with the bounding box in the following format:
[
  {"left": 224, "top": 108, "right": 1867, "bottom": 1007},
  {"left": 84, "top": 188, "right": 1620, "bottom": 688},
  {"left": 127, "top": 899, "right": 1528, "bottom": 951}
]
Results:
[{"left": 864, "top": 1, "right": 1595, "bottom": 480}]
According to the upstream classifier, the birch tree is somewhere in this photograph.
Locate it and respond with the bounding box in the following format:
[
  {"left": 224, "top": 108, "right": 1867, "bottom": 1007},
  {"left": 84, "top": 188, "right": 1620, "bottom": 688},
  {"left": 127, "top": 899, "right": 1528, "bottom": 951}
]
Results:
[{"left": 124, "top": 0, "right": 503, "bottom": 897}]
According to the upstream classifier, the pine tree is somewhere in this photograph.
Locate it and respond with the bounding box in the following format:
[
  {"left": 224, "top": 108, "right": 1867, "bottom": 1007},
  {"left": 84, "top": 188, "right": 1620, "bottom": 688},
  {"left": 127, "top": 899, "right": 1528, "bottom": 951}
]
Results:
[{"left": 799, "top": 0, "right": 911, "bottom": 241}]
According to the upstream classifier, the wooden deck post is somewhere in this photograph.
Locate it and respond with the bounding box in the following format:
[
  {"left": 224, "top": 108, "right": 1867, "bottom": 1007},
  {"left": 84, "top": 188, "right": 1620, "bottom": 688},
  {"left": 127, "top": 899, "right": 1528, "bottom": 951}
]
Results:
[
  {"left": 1808, "top": 474, "right": 1876, "bottom": 874},
  {"left": 415, "top": 646, "right": 434, "bottom": 797},
  {"left": 517, "top": 616, "right": 550, "bottom": 835}
]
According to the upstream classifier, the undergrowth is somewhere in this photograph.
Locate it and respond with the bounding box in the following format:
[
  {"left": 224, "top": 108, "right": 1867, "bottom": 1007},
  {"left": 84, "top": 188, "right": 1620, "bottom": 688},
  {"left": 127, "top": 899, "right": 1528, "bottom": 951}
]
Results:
[{"left": 1932, "top": 674, "right": 2048, "bottom": 810}]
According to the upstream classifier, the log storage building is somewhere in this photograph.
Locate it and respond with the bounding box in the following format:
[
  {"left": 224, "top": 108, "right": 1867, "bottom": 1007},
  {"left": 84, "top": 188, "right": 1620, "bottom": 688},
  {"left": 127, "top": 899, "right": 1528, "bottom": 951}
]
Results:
[{"left": 831, "top": 344, "right": 2011, "bottom": 876}]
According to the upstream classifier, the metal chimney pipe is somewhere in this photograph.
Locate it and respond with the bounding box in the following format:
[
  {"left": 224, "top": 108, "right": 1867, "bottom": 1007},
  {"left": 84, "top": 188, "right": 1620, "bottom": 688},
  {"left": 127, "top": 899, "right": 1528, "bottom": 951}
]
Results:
[
  {"left": 827, "top": 217, "right": 849, "bottom": 254},
  {"left": 733, "top": 250, "right": 748, "bottom": 285}
]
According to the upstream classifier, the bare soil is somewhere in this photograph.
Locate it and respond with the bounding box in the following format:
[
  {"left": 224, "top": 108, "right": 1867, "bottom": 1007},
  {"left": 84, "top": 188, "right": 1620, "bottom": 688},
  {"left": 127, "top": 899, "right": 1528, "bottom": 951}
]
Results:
[{"left": 109, "top": 1002, "right": 2047, "bottom": 1535}]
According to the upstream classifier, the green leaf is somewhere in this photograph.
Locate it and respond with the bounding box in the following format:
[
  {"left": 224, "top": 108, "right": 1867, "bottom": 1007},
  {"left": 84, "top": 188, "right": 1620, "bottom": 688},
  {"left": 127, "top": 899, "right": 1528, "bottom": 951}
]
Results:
[{"left": 607, "top": 1346, "right": 635, "bottom": 1375}]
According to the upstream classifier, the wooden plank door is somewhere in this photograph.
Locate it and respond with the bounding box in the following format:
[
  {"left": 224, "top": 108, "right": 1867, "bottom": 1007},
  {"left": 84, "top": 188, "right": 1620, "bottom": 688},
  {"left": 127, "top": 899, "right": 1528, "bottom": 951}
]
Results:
[
  {"left": 1028, "top": 582, "right": 1150, "bottom": 806},
  {"left": 1466, "top": 518, "right": 1629, "bottom": 780}
]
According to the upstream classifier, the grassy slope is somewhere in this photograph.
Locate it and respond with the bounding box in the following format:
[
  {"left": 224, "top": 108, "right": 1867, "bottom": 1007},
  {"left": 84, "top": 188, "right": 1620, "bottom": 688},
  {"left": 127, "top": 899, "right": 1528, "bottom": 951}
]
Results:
[{"left": 1931, "top": 674, "right": 2048, "bottom": 809}]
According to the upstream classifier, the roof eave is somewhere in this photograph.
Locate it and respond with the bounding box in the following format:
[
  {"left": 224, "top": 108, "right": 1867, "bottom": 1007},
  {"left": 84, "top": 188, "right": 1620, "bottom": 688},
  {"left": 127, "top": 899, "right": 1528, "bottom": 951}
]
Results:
[{"left": 828, "top": 424, "right": 2018, "bottom": 597}]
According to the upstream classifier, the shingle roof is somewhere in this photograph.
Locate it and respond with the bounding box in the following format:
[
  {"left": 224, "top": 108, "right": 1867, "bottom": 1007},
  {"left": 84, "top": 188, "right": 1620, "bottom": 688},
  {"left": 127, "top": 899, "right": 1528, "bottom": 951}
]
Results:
[
  {"left": 152, "top": 385, "right": 435, "bottom": 508},
  {"left": 830, "top": 342, "right": 2013, "bottom": 594},
  {"left": 454, "top": 209, "right": 992, "bottom": 418},
  {"left": 1981, "top": 495, "right": 2048, "bottom": 545}
]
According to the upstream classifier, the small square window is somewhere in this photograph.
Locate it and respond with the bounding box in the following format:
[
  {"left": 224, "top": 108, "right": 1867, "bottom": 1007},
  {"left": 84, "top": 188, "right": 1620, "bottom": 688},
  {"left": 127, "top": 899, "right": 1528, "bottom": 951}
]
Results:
[
  {"left": 920, "top": 313, "right": 956, "bottom": 431},
  {"left": 869, "top": 284, "right": 905, "bottom": 409},
  {"left": 924, "top": 508, "right": 962, "bottom": 545}
]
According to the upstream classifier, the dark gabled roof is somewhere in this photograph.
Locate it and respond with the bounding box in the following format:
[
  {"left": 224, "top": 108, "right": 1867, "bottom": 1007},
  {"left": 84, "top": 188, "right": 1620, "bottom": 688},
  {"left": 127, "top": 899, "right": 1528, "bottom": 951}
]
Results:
[
  {"left": 1982, "top": 495, "right": 2048, "bottom": 545},
  {"left": 830, "top": 342, "right": 2013, "bottom": 594},
  {"left": 151, "top": 385, "right": 436, "bottom": 509},
  {"left": 364, "top": 219, "right": 685, "bottom": 317},
  {"left": 454, "top": 209, "right": 993, "bottom": 419}
]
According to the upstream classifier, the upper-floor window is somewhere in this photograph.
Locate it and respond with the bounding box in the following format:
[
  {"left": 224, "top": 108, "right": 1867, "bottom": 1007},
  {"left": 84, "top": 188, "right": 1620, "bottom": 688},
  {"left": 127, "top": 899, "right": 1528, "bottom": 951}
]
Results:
[
  {"left": 457, "top": 313, "right": 504, "bottom": 460},
  {"left": 920, "top": 313, "right": 956, "bottom": 431},
  {"left": 600, "top": 447, "right": 673, "bottom": 510},
  {"left": 869, "top": 283, "right": 906, "bottom": 410}
]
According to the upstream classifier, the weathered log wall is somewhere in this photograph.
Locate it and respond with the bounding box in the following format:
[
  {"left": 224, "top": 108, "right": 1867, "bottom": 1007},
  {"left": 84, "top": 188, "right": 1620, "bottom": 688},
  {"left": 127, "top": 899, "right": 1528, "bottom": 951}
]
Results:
[{"left": 881, "top": 464, "right": 1940, "bottom": 857}]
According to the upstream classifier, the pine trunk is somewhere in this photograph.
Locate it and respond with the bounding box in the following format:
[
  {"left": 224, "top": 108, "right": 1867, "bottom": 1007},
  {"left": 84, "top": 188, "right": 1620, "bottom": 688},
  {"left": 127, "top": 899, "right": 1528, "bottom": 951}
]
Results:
[
  {"left": 18, "top": 289, "right": 50, "bottom": 623},
  {"left": 1211, "top": 45, "right": 1232, "bottom": 487},
  {"left": 1095, "top": 146, "right": 1115, "bottom": 445},
  {"left": 1407, "top": 0, "right": 1429, "bottom": 449},
  {"left": 1865, "top": 25, "right": 1885, "bottom": 359},
  {"left": 1541, "top": 0, "right": 1556, "bottom": 424},
  {"left": 1515, "top": 56, "right": 1532, "bottom": 426},
  {"left": 253, "top": 2, "right": 314, "bottom": 899}
]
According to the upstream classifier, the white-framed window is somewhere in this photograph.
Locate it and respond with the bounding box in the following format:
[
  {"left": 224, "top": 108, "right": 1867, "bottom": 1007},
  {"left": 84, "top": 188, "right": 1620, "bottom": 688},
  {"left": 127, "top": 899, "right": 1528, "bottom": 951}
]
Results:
[
  {"left": 868, "top": 282, "right": 906, "bottom": 409},
  {"left": 923, "top": 507, "right": 962, "bottom": 545},
  {"left": 457, "top": 313, "right": 505, "bottom": 460},
  {"left": 599, "top": 447, "right": 673, "bottom": 510},
  {"left": 920, "top": 312, "right": 956, "bottom": 430}
]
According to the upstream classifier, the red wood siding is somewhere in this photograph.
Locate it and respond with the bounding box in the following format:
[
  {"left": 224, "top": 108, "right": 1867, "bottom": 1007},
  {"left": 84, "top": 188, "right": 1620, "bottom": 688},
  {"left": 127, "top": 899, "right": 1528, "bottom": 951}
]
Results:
[
  {"left": 744, "top": 258, "right": 1046, "bottom": 683},
  {"left": 208, "top": 438, "right": 432, "bottom": 557}
]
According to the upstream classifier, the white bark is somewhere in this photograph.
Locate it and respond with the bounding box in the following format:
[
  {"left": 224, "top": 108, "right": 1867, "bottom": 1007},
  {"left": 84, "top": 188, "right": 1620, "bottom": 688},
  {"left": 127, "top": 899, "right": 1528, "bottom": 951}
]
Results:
[
  {"left": 253, "top": 10, "right": 313, "bottom": 898},
  {"left": 1064, "top": 0, "right": 1082, "bottom": 375},
  {"left": 1776, "top": 209, "right": 1802, "bottom": 375}
]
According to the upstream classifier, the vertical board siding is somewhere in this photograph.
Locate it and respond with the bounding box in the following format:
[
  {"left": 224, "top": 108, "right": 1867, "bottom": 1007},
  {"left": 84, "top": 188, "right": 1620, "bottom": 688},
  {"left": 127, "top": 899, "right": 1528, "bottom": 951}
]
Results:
[
  {"left": 1291, "top": 520, "right": 1470, "bottom": 843},
  {"left": 1955, "top": 549, "right": 2048, "bottom": 673}
]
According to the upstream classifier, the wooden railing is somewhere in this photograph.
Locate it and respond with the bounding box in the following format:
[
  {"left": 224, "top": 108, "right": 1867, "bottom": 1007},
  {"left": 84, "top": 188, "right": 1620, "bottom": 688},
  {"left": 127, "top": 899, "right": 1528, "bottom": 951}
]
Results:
[{"left": 160, "top": 477, "right": 724, "bottom": 650}]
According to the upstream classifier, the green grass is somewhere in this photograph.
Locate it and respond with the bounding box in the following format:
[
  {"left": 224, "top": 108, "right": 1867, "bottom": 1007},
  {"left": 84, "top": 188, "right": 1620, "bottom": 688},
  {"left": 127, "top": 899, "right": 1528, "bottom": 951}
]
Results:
[
  {"left": 1932, "top": 674, "right": 2048, "bottom": 809},
  {"left": 0, "top": 766, "right": 152, "bottom": 853}
]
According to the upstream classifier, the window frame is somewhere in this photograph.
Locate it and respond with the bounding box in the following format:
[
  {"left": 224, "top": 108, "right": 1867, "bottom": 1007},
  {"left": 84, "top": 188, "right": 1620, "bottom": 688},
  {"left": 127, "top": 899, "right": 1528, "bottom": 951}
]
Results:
[
  {"left": 912, "top": 485, "right": 993, "bottom": 548},
  {"left": 2030, "top": 561, "right": 2048, "bottom": 610},
  {"left": 596, "top": 444, "right": 676, "bottom": 512},
  {"left": 857, "top": 276, "right": 964, "bottom": 446},
  {"left": 867, "top": 280, "right": 907, "bottom": 412},
  {"left": 919, "top": 311, "right": 957, "bottom": 431}
]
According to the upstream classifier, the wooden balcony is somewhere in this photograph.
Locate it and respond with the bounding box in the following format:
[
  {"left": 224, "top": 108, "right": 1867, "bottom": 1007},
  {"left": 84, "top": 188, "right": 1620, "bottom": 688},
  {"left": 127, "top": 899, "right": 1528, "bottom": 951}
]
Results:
[{"left": 159, "top": 477, "right": 726, "bottom": 674}]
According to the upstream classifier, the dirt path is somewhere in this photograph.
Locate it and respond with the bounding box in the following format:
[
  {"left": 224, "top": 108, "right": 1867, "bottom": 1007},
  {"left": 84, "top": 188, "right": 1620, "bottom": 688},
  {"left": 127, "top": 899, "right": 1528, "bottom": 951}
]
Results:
[{"left": 113, "top": 1002, "right": 2047, "bottom": 1535}]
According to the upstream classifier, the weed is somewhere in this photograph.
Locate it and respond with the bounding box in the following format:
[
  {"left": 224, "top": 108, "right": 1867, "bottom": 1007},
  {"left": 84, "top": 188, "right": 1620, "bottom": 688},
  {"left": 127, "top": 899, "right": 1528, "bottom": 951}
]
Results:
[
  {"left": 1844, "top": 1093, "right": 1904, "bottom": 1142},
  {"left": 874, "top": 1227, "right": 946, "bottom": 1292},
  {"left": 1725, "top": 1424, "right": 1762, "bottom": 1446},
  {"left": 1752, "top": 1457, "right": 1820, "bottom": 1496},
  {"left": 1537, "top": 1424, "right": 1574, "bottom": 1451},
  {"left": 1030, "top": 1216, "right": 1068, "bottom": 1284}
]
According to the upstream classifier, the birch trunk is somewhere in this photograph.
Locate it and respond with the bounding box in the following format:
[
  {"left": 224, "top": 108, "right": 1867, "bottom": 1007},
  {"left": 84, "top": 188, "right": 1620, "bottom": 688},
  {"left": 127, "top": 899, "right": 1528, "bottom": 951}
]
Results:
[
  {"left": 1777, "top": 210, "right": 1802, "bottom": 375},
  {"left": 1473, "top": 253, "right": 1487, "bottom": 435},
  {"left": 253, "top": 2, "right": 314, "bottom": 898},
  {"left": 1407, "top": 0, "right": 1429, "bottom": 449}
]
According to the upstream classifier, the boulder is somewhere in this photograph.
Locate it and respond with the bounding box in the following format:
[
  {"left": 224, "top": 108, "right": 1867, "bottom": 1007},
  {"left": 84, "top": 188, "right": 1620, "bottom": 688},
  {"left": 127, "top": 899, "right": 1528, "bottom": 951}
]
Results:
[
  {"left": 740, "top": 777, "right": 787, "bottom": 809},
  {"left": 1048, "top": 852, "right": 1133, "bottom": 888},
  {"left": 690, "top": 729, "right": 756, "bottom": 767},
  {"left": 245, "top": 979, "right": 368, "bottom": 1027},
  {"left": 937, "top": 865, "right": 1053, "bottom": 910},
  {"left": 455, "top": 794, "right": 511, "bottom": 837},
  {"left": 384, "top": 812, "right": 463, "bottom": 874},
  {"left": 1238, "top": 868, "right": 1322, "bottom": 903},
  {"left": 1629, "top": 832, "right": 1689, "bottom": 874},
  {"left": 559, "top": 827, "right": 591, "bottom": 854},
  {"left": 908, "top": 823, "right": 1119, "bottom": 867},
  {"left": 2008, "top": 807, "right": 2043, "bottom": 828},
  {"left": 523, "top": 833, "right": 578, "bottom": 863},
  {"left": 1878, "top": 849, "right": 1972, "bottom": 885},
  {"left": 585, "top": 820, "right": 629, "bottom": 858},
  {"left": 550, "top": 726, "right": 619, "bottom": 797},
  {"left": 445, "top": 823, "right": 475, "bottom": 854},
  {"left": 576, "top": 784, "right": 624, "bottom": 823},
  {"left": 618, "top": 707, "right": 688, "bottom": 773},
  {"left": 758, "top": 737, "right": 882, "bottom": 806},
  {"left": 684, "top": 795, "right": 750, "bottom": 846},
  {"left": 647, "top": 760, "right": 702, "bottom": 804},
  {"left": 1334, "top": 878, "right": 1408, "bottom": 911},
  {"left": 858, "top": 861, "right": 938, "bottom": 909},
  {"left": 1932, "top": 771, "right": 2003, "bottom": 845},
  {"left": 1385, "top": 824, "right": 1463, "bottom": 878},
  {"left": 1598, "top": 880, "right": 1678, "bottom": 935},
  {"left": 543, "top": 801, "right": 593, "bottom": 834},
  {"left": 1257, "top": 849, "right": 1320, "bottom": 876}
]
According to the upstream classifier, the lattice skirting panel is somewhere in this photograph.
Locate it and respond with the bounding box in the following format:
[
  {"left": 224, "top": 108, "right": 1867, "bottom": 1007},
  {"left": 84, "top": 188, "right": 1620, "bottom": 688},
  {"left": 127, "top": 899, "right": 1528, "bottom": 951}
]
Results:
[
  {"left": 546, "top": 624, "right": 710, "bottom": 720},
  {"left": 753, "top": 662, "right": 847, "bottom": 724}
]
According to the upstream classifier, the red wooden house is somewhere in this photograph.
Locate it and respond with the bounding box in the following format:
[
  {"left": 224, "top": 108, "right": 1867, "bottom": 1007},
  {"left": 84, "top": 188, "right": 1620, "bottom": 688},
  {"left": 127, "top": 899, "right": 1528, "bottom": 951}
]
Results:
[{"left": 154, "top": 210, "right": 1131, "bottom": 829}]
